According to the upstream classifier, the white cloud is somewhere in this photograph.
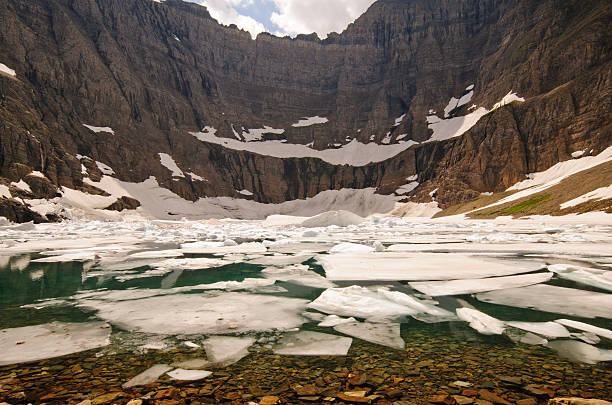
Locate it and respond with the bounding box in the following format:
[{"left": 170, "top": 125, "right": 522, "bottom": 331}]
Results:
[
  {"left": 195, "top": 0, "right": 376, "bottom": 40},
  {"left": 270, "top": 0, "right": 376, "bottom": 38},
  {"left": 199, "top": 0, "right": 267, "bottom": 39}
]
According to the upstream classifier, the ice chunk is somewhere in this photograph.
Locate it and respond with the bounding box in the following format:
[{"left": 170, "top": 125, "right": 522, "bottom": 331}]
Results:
[
  {"left": 203, "top": 336, "right": 255, "bottom": 365},
  {"left": 0, "top": 322, "right": 111, "bottom": 366},
  {"left": 334, "top": 322, "right": 404, "bottom": 350},
  {"left": 195, "top": 278, "right": 276, "bottom": 291},
  {"left": 181, "top": 241, "right": 267, "bottom": 254},
  {"left": 554, "top": 319, "right": 612, "bottom": 340},
  {"left": 318, "top": 315, "right": 357, "bottom": 327},
  {"left": 123, "top": 364, "right": 172, "bottom": 388},
  {"left": 548, "top": 264, "right": 612, "bottom": 292},
  {"left": 318, "top": 252, "right": 544, "bottom": 281},
  {"left": 307, "top": 286, "right": 420, "bottom": 319},
  {"left": 273, "top": 331, "right": 352, "bottom": 356},
  {"left": 262, "top": 265, "right": 336, "bottom": 289},
  {"left": 184, "top": 341, "right": 200, "bottom": 348},
  {"left": 378, "top": 289, "right": 455, "bottom": 319},
  {"left": 329, "top": 242, "right": 374, "bottom": 254},
  {"left": 149, "top": 257, "right": 230, "bottom": 270},
  {"left": 476, "top": 285, "right": 612, "bottom": 319},
  {"left": 250, "top": 254, "right": 314, "bottom": 266},
  {"left": 301, "top": 211, "right": 365, "bottom": 228},
  {"left": 546, "top": 340, "right": 612, "bottom": 364},
  {"left": 456, "top": 308, "right": 505, "bottom": 335},
  {"left": 505, "top": 321, "right": 570, "bottom": 338},
  {"left": 129, "top": 249, "right": 184, "bottom": 259},
  {"left": 167, "top": 369, "right": 212, "bottom": 381},
  {"left": 409, "top": 272, "right": 553, "bottom": 296},
  {"left": 77, "top": 292, "right": 308, "bottom": 334}
]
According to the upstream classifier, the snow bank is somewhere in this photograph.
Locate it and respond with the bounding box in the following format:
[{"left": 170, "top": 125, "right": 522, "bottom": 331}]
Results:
[
  {"left": 0, "top": 62, "right": 16, "bottom": 77},
  {"left": 292, "top": 116, "right": 329, "bottom": 127},
  {"left": 189, "top": 131, "right": 417, "bottom": 166},
  {"left": 560, "top": 185, "right": 612, "bottom": 209},
  {"left": 301, "top": 210, "right": 365, "bottom": 227},
  {"left": 426, "top": 91, "right": 524, "bottom": 143},
  {"left": 83, "top": 124, "right": 115, "bottom": 134},
  {"left": 158, "top": 153, "right": 185, "bottom": 177}
]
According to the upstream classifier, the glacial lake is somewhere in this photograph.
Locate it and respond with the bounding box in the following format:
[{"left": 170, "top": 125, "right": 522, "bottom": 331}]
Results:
[{"left": 0, "top": 215, "right": 610, "bottom": 404}]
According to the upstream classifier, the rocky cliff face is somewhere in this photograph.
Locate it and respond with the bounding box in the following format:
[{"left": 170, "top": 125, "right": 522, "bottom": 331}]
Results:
[{"left": 0, "top": 0, "right": 610, "bottom": 221}]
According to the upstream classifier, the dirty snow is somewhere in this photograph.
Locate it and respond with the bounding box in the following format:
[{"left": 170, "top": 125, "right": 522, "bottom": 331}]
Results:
[{"left": 83, "top": 124, "right": 115, "bottom": 134}]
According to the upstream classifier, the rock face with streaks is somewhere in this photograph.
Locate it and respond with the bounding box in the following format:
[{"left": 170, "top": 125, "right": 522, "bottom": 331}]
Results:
[{"left": 0, "top": 0, "right": 610, "bottom": 221}]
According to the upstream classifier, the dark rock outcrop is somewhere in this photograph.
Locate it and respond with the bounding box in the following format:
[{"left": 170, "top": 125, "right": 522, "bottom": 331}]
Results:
[{"left": 0, "top": 0, "right": 609, "bottom": 218}]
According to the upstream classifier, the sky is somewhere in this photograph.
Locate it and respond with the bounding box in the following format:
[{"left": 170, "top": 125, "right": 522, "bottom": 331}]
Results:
[{"left": 191, "top": 0, "right": 377, "bottom": 39}]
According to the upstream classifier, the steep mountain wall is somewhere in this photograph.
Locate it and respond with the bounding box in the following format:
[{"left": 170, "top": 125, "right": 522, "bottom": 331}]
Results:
[{"left": 0, "top": 0, "right": 610, "bottom": 221}]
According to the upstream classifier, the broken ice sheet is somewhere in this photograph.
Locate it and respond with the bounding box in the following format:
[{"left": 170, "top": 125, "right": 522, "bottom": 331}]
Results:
[
  {"left": 123, "top": 364, "right": 172, "bottom": 388},
  {"left": 318, "top": 315, "right": 357, "bottom": 327},
  {"left": 476, "top": 284, "right": 612, "bottom": 319},
  {"left": 203, "top": 336, "right": 255, "bottom": 366},
  {"left": 456, "top": 307, "right": 505, "bottom": 336},
  {"left": 77, "top": 291, "right": 309, "bottom": 334},
  {"left": 167, "top": 369, "right": 213, "bottom": 381},
  {"left": 180, "top": 241, "right": 267, "bottom": 254},
  {"left": 307, "top": 285, "right": 420, "bottom": 319},
  {"left": 334, "top": 322, "right": 405, "bottom": 350},
  {"left": 318, "top": 252, "right": 544, "bottom": 281},
  {"left": 261, "top": 264, "right": 336, "bottom": 289},
  {"left": 554, "top": 319, "right": 612, "bottom": 340},
  {"left": 505, "top": 321, "right": 570, "bottom": 338},
  {"left": 408, "top": 272, "right": 553, "bottom": 296},
  {"left": 249, "top": 253, "right": 314, "bottom": 266},
  {"left": 546, "top": 340, "right": 612, "bottom": 364},
  {"left": 0, "top": 322, "right": 111, "bottom": 366},
  {"left": 273, "top": 331, "right": 353, "bottom": 356},
  {"left": 548, "top": 264, "right": 612, "bottom": 292}
]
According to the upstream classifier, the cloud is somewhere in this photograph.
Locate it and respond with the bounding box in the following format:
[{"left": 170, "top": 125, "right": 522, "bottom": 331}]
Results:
[
  {"left": 198, "top": 0, "right": 267, "bottom": 39},
  {"left": 194, "top": 0, "right": 377, "bottom": 40},
  {"left": 270, "top": 0, "right": 376, "bottom": 38}
]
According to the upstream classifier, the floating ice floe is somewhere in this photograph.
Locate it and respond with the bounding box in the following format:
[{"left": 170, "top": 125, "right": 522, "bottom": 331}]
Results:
[
  {"left": 123, "top": 364, "right": 173, "bottom": 388},
  {"left": 0, "top": 322, "right": 111, "bottom": 366},
  {"left": 149, "top": 257, "right": 230, "bottom": 271},
  {"left": 77, "top": 292, "right": 309, "bottom": 334},
  {"left": 203, "top": 336, "right": 255, "bottom": 366},
  {"left": 476, "top": 284, "right": 612, "bottom": 319},
  {"left": 249, "top": 253, "right": 314, "bottom": 266},
  {"left": 167, "top": 369, "right": 212, "bottom": 381},
  {"left": 318, "top": 252, "right": 544, "bottom": 281},
  {"left": 261, "top": 265, "right": 336, "bottom": 289},
  {"left": 318, "top": 315, "right": 357, "bottom": 327},
  {"left": 180, "top": 241, "right": 267, "bottom": 254},
  {"left": 329, "top": 242, "right": 375, "bottom": 254},
  {"left": 554, "top": 319, "right": 612, "bottom": 340},
  {"left": 128, "top": 249, "right": 184, "bottom": 259},
  {"left": 408, "top": 272, "right": 553, "bottom": 296},
  {"left": 194, "top": 278, "right": 276, "bottom": 291},
  {"left": 546, "top": 340, "right": 612, "bottom": 364},
  {"left": 548, "top": 264, "right": 612, "bottom": 292},
  {"left": 505, "top": 321, "right": 570, "bottom": 338},
  {"left": 301, "top": 210, "right": 365, "bottom": 228},
  {"left": 456, "top": 308, "right": 505, "bottom": 335},
  {"left": 334, "top": 322, "right": 404, "bottom": 350},
  {"left": 273, "top": 331, "right": 352, "bottom": 356},
  {"left": 308, "top": 286, "right": 420, "bottom": 319}
]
